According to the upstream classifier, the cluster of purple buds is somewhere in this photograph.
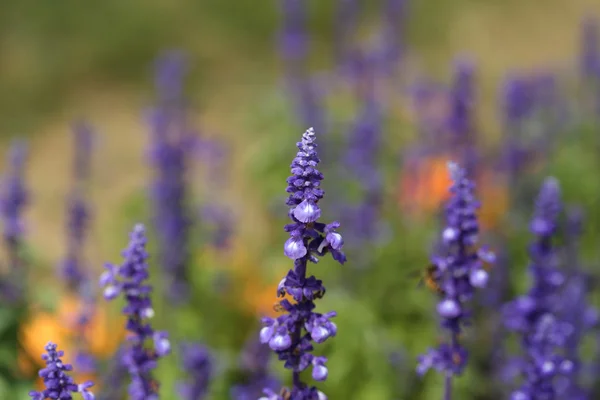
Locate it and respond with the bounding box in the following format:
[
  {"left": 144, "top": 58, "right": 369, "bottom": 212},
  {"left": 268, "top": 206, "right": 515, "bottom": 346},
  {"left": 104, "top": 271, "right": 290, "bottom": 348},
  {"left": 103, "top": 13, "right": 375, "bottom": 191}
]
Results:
[
  {"left": 100, "top": 223, "right": 171, "bottom": 400},
  {"left": 148, "top": 51, "right": 195, "bottom": 303},
  {"left": 231, "top": 337, "right": 280, "bottom": 400},
  {"left": 29, "top": 341, "right": 94, "bottom": 400},
  {"left": 260, "top": 128, "right": 345, "bottom": 399},
  {"left": 502, "top": 178, "right": 573, "bottom": 399},
  {"left": 177, "top": 343, "right": 213, "bottom": 400},
  {"left": 0, "top": 139, "right": 29, "bottom": 269},
  {"left": 417, "top": 162, "right": 495, "bottom": 397}
]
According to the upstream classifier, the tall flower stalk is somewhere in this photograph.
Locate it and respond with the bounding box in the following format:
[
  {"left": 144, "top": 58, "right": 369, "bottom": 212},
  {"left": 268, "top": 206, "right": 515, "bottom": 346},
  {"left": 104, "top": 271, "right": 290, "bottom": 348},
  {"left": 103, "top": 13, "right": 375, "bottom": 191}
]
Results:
[
  {"left": 579, "top": 17, "right": 600, "bottom": 119},
  {"left": 100, "top": 224, "right": 171, "bottom": 400},
  {"left": 446, "top": 60, "right": 478, "bottom": 175},
  {"left": 1, "top": 139, "right": 29, "bottom": 273},
  {"left": 417, "top": 162, "right": 494, "bottom": 400},
  {"left": 60, "top": 121, "right": 93, "bottom": 289},
  {"left": 502, "top": 178, "right": 572, "bottom": 399},
  {"left": 28, "top": 342, "right": 94, "bottom": 400},
  {"left": 60, "top": 121, "right": 96, "bottom": 373},
  {"left": 342, "top": 57, "right": 385, "bottom": 261},
  {"left": 557, "top": 207, "right": 598, "bottom": 399},
  {"left": 148, "top": 52, "right": 194, "bottom": 303},
  {"left": 259, "top": 128, "right": 345, "bottom": 399}
]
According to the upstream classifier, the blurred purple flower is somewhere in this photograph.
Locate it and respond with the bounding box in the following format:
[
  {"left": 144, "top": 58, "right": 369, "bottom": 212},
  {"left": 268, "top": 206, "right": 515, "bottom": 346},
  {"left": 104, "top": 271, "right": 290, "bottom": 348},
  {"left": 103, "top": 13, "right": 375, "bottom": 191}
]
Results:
[
  {"left": 581, "top": 17, "right": 600, "bottom": 80},
  {"left": 200, "top": 204, "right": 233, "bottom": 250},
  {"left": 580, "top": 17, "right": 600, "bottom": 117},
  {"left": 334, "top": 0, "right": 360, "bottom": 75},
  {"left": 177, "top": 343, "right": 213, "bottom": 400},
  {"left": 379, "top": 0, "right": 407, "bottom": 76},
  {"left": 417, "top": 162, "right": 494, "bottom": 399},
  {"left": 260, "top": 128, "right": 345, "bottom": 398},
  {"left": 28, "top": 342, "right": 94, "bottom": 400},
  {"left": 342, "top": 89, "right": 386, "bottom": 255},
  {"left": 499, "top": 74, "right": 537, "bottom": 181},
  {"left": 279, "top": 0, "right": 308, "bottom": 67},
  {"left": 96, "top": 346, "right": 128, "bottom": 400},
  {"left": 60, "top": 121, "right": 94, "bottom": 289},
  {"left": 0, "top": 139, "right": 28, "bottom": 269},
  {"left": 555, "top": 207, "right": 598, "bottom": 399},
  {"left": 502, "top": 178, "right": 572, "bottom": 399},
  {"left": 60, "top": 121, "right": 96, "bottom": 374},
  {"left": 100, "top": 224, "right": 171, "bottom": 400},
  {"left": 231, "top": 337, "right": 280, "bottom": 400},
  {"left": 446, "top": 58, "right": 478, "bottom": 174},
  {"left": 148, "top": 51, "right": 195, "bottom": 303}
]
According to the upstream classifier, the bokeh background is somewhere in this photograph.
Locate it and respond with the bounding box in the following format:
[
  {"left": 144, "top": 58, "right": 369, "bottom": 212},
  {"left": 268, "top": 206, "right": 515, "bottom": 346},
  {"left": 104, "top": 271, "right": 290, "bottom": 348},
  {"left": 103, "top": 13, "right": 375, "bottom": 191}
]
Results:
[{"left": 1, "top": 0, "right": 600, "bottom": 399}]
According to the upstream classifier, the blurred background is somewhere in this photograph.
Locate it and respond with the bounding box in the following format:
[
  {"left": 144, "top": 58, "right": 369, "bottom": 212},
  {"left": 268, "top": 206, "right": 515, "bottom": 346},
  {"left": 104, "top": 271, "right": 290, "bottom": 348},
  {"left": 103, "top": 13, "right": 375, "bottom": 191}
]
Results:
[{"left": 1, "top": 0, "right": 600, "bottom": 399}]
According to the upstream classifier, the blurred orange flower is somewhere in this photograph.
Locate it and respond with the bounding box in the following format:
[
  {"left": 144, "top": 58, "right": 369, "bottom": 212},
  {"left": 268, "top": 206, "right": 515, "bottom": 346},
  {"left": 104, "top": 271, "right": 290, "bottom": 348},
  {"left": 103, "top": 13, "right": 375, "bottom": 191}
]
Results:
[
  {"left": 398, "top": 154, "right": 453, "bottom": 217},
  {"left": 477, "top": 170, "right": 509, "bottom": 230},
  {"left": 397, "top": 154, "right": 508, "bottom": 230},
  {"left": 20, "top": 293, "right": 125, "bottom": 387},
  {"left": 241, "top": 277, "right": 293, "bottom": 318}
]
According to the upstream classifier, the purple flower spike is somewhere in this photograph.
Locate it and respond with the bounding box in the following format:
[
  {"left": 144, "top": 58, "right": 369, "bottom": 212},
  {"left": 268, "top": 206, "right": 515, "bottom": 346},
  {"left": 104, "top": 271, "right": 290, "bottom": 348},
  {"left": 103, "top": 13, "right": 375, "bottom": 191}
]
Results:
[
  {"left": 60, "top": 122, "right": 96, "bottom": 374},
  {"left": 0, "top": 139, "right": 29, "bottom": 270},
  {"left": 581, "top": 17, "right": 600, "bottom": 80},
  {"left": 263, "top": 128, "right": 345, "bottom": 398},
  {"left": 100, "top": 224, "right": 170, "bottom": 400},
  {"left": 28, "top": 342, "right": 95, "bottom": 400},
  {"left": 417, "top": 162, "right": 494, "bottom": 398},
  {"left": 60, "top": 122, "right": 94, "bottom": 289},
  {"left": 148, "top": 51, "right": 194, "bottom": 303},
  {"left": 502, "top": 178, "right": 572, "bottom": 399}
]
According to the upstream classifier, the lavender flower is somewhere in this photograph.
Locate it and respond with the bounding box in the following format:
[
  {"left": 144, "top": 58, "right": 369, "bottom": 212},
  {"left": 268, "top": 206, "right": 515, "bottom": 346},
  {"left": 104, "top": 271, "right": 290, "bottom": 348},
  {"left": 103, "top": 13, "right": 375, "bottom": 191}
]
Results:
[
  {"left": 148, "top": 52, "right": 194, "bottom": 303},
  {"left": 60, "top": 121, "right": 94, "bottom": 290},
  {"left": 333, "top": 0, "right": 360, "bottom": 76},
  {"left": 502, "top": 178, "right": 572, "bottom": 399},
  {"left": 342, "top": 89, "right": 385, "bottom": 255},
  {"left": 499, "top": 74, "right": 537, "bottom": 181},
  {"left": 0, "top": 139, "right": 28, "bottom": 270},
  {"left": 57, "top": 122, "right": 97, "bottom": 374},
  {"left": 556, "top": 207, "right": 599, "bottom": 399},
  {"left": 379, "top": 0, "right": 406, "bottom": 76},
  {"left": 230, "top": 337, "right": 280, "bottom": 400},
  {"left": 28, "top": 342, "right": 94, "bottom": 400},
  {"left": 580, "top": 17, "right": 600, "bottom": 118},
  {"left": 260, "top": 128, "right": 345, "bottom": 399},
  {"left": 100, "top": 223, "right": 171, "bottom": 400},
  {"left": 581, "top": 17, "right": 600, "bottom": 80},
  {"left": 279, "top": 0, "right": 308, "bottom": 70},
  {"left": 417, "top": 162, "right": 495, "bottom": 399},
  {"left": 177, "top": 343, "right": 212, "bottom": 400},
  {"left": 446, "top": 59, "right": 478, "bottom": 174}
]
